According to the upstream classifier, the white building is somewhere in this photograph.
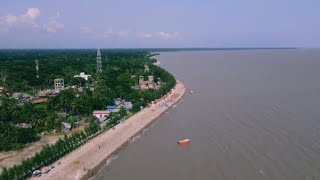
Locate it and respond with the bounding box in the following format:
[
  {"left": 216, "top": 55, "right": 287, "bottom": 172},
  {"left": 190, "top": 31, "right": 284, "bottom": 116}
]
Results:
[
  {"left": 54, "top": 78, "right": 64, "bottom": 90},
  {"left": 74, "top": 72, "right": 91, "bottom": 81},
  {"left": 144, "top": 64, "right": 150, "bottom": 72}
]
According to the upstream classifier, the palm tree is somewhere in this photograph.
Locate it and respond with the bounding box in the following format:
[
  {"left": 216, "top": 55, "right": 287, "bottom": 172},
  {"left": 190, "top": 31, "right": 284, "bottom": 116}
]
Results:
[
  {"left": 79, "top": 131, "right": 87, "bottom": 144},
  {"left": 57, "top": 89, "right": 75, "bottom": 113},
  {"left": 71, "top": 100, "right": 83, "bottom": 115},
  {"left": 0, "top": 73, "right": 8, "bottom": 90},
  {"left": 21, "top": 158, "right": 33, "bottom": 177},
  {"left": 30, "top": 117, "right": 44, "bottom": 130},
  {"left": 119, "top": 106, "right": 127, "bottom": 118},
  {"left": 0, "top": 167, "right": 9, "bottom": 180},
  {"left": 1, "top": 98, "right": 18, "bottom": 122},
  {"left": 32, "top": 152, "right": 42, "bottom": 168}
]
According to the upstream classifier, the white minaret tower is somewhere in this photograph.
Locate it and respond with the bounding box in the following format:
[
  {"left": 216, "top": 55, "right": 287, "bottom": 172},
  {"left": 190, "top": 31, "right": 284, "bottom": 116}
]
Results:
[
  {"left": 96, "top": 49, "right": 102, "bottom": 73},
  {"left": 35, "top": 60, "right": 39, "bottom": 78}
]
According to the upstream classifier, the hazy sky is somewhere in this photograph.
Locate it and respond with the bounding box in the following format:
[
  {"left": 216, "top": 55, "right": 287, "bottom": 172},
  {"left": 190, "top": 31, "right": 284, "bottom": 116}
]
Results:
[{"left": 0, "top": 0, "right": 319, "bottom": 48}]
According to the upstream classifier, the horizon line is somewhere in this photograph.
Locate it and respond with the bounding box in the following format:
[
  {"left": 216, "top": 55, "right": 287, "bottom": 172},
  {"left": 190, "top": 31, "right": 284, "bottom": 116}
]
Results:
[{"left": 0, "top": 47, "right": 301, "bottom": 50}]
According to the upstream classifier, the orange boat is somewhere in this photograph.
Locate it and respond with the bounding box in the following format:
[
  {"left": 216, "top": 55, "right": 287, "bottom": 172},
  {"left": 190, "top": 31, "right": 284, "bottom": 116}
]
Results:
[{"left": 178, "top": 139, "right": 190, "bottom": 145}]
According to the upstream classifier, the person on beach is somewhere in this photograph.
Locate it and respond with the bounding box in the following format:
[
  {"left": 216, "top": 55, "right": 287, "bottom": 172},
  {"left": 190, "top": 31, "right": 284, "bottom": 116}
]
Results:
[{"left": 99, "top": 146, "right": 100, "bottom": 149}]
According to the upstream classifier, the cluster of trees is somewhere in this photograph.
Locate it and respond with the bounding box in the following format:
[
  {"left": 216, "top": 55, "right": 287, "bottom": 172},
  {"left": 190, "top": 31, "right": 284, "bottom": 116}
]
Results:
[
  {"left": 0, "top": 120, "right": 101, "bottom": 180},
  {"left": 106, "top": 107, "right": 127, "bottom": 127},
  {"left": 0, "top": 49, "right": 147, "bottom": 93},
  {"left": 0, "top": 122, "right": 40, "bottom": 151},
  {"left": 0, "top": 49, "right": 176, "bottom": 151}
]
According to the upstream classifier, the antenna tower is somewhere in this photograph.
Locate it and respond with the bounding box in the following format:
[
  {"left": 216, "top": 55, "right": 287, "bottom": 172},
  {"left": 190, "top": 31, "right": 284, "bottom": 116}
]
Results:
[
  {"left": 96, "top": 49, "right": 102, "bottom": 73},
  {"left": 35, "top": 60, "right": 39, "bottom": 78}
]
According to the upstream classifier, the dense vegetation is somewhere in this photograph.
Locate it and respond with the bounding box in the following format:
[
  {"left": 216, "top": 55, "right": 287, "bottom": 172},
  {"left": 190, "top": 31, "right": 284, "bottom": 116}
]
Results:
[
  {"left": 0, "top": 122, "right": 40, "bottom": 151},
  {"left": 0, "top": 120, "right": 101, "bottom": 180},
  {"left": 0, "top": 49, "right": 176, "bottom": 151}
]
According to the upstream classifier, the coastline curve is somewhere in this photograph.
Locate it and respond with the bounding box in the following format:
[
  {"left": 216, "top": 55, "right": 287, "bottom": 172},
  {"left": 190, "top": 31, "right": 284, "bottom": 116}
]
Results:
[{"left": 31, "top": 80, "right": 186, "bottom": 180}]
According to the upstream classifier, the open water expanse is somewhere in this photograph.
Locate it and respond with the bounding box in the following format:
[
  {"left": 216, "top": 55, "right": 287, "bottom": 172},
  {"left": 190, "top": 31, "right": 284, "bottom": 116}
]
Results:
[{"left": 93, "top": 49, "right": 320, "bottom": 180}]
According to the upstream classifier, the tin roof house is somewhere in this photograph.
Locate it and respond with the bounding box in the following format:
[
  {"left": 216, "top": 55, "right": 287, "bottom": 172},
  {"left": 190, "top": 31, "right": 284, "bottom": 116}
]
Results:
[
  {"left": 61, "top": 122, "right": 71, "bottom": 132},
  {"left": 30, "top": 98, "right": 48, "bottom": 104},
  {"left": 98, "top": 117, "right": 111, "bottom": 124},
  {"left": 93, "top": 110, "right": 111, "bottom": 118}
]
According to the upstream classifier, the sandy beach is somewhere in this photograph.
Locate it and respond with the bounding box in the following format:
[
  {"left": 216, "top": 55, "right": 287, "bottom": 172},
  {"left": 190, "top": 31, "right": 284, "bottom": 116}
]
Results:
[{"left": 32, "top": 80, "right": 186, "bottom": 180}]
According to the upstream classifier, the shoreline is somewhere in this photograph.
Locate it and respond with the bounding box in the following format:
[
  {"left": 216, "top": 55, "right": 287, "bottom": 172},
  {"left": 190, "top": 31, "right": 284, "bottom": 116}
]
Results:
[{"left": 32, "top": 80, "right": 186, "bottom": 180}]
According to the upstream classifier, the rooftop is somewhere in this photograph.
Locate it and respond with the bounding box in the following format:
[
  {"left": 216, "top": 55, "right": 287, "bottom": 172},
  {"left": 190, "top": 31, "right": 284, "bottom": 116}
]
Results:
[
  {"left": 30, "top": 98, "right": 48, "bottom": 104},
  {"left": 93, "top": 110, "right": 111, "bottom": 114}
]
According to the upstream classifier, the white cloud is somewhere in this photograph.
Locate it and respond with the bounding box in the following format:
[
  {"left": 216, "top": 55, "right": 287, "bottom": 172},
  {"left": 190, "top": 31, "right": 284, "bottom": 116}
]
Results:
[
  {"left": 0, "top": 15, "right": 17, "bottom": 26},
  {"left": 24, "top": 8, "right": 40, "bottom": 20},
  {"left": 20, "top": 8, "right": 40, "bottom": 27},
  {"left": 103, "top": 29, "right": 130, "bottom": 39},
  {"left": 0, "top": 7, "right": 40, "bottom": 29},
  {"left": 101, "top": 28, "right": 131, "bottom": 39},
  {"left": 80, "top": 26, "right": 93, "bottom": 33},
  {"left": 138, "top": 32, "right": 152, "bottom": 39},
  {"left": 43, "top": 12, "right": 64, "bottom": 33},
  {"left": 102, "top": 27, "right": 114, "bottom": 38},
  {"left": 158, "top": 31, "right": 179, "bottom": 40},
  {"left": 118, "top": 31, "right": 129, "bottom": 38},
  {"left": 44, "top": 19, "right": 64, "bottom": 33},
  {"left": 0, "top": 8, "right": 65, "bottom": 33}
]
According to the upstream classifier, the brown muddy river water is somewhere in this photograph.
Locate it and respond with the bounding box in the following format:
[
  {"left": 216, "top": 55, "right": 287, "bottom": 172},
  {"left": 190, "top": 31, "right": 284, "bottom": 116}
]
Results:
[{"left": 93, "top": 49, "right": 320, "bottom": 180}]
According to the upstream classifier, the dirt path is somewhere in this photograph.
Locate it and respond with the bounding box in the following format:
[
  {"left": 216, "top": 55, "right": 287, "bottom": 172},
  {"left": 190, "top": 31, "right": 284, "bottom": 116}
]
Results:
[{"left": 0, "top": 134, "right": 62, "bottom": 170}]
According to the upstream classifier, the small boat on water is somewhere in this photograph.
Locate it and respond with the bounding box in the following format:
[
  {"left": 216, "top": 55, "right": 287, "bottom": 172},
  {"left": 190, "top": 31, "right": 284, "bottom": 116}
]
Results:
[
  {"left": 178, "top": 139, "right": 190, "bottom": 145},
  {"left": 189, "top": 90, "right": 195, "bottom": 94}
]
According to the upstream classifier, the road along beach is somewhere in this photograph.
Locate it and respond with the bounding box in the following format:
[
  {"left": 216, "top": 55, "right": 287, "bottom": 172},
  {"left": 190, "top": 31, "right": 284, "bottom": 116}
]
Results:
[{"left": 32, "top": 80, "right": 186, "bottom": 180}]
